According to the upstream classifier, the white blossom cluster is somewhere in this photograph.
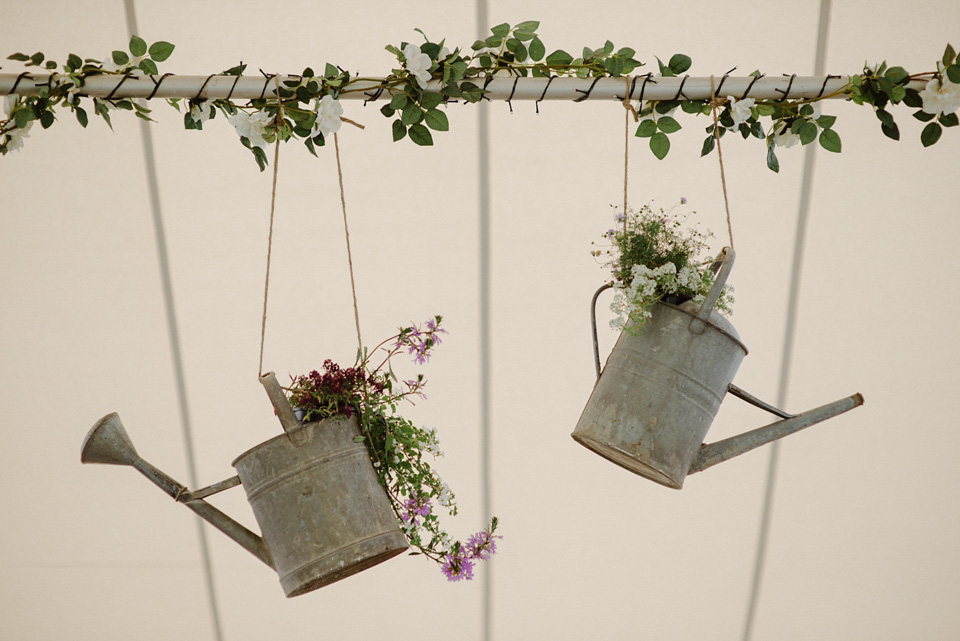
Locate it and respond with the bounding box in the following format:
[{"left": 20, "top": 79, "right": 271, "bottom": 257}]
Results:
[
  {"left": 920, "top": 66, "right": 960, "bottom": 116},
  {"left": 609, "top": 262, "right": 706, "bottom": 332}
]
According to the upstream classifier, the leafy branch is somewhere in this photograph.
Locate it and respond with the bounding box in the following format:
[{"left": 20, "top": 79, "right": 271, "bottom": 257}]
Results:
[{"left": 3, "top": 26, "right": 958, "bottom": 172}]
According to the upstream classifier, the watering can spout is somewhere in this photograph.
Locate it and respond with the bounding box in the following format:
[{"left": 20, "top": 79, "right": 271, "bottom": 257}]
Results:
[
  {"left": 81, "top": 413, "right": 274, "bottom": 568},
  {"left": 688, "top": 392, "right": 865, "bottom": 474}
]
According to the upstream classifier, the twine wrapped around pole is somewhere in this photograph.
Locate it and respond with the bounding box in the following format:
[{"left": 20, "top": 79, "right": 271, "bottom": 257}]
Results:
[{"left": 0, "top": 73, "right": 927, "bottom": 102}]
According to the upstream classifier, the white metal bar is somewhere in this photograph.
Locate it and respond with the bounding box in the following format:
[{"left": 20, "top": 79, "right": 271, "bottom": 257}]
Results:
[{"left": 0, "top": 72, "right": 929, "bottom": 101}]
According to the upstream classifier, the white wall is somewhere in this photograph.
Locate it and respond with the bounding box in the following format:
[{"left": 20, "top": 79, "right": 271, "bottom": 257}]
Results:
[{"left": 2, "top": 1, "right": 958, "bottom": 639}]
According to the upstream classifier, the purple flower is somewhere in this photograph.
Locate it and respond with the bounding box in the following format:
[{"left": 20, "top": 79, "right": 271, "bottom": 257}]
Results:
[
  {"left": 465, "top": 530, "right": 500, "bottom": 560},
  {"left": 401, "top": 495, "right": 431, "bottom": 525},
  {"left": 441, "top": 550, "right": 475, "bottom": 582}
]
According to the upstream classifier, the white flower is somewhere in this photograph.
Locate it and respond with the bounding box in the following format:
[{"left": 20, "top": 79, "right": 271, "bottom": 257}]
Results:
[
  {"left": 189, "top": 100, "right": 214, "bottom": 124},
  {"left": 3, "top": 94, "right": 18, "bottom": 118},
  {"left": 403, "top": 43, "right": 433, "bottom": 89},
  {"left": 773, "top": 122, "right": 800, "bottom": 148},
  {"left": 728, "top": 96, "right": 755, "bottom": 127},
  {"left": 437, "top": 482, "right": 454, "bottom": 507},
  {"left": 919, "top": 76, "right": 960, "bottom": 116},
  {"left": 4, "top": 119, "right": 32, "bottom": 152},
  {"left": 227, "top": 109, "right": 273, "bottom": 149},
  {"left": 312, "top": 94, "right": 343, "bottom": 138}
]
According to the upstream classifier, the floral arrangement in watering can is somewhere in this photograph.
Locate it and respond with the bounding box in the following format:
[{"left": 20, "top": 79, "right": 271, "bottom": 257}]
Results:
[
  {"left": 285, "top": 315, "right": 500, "bottom": 582},
  {"left": 591, "top": 200, "right": 734, "bottom": 333}
]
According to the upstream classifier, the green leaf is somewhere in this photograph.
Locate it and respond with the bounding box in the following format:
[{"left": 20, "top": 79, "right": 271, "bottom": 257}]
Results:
[
  {"left": 13, "top": 108, "right": 31, "bottom": 129},
  {"left": 7, "top": 52, "right": 29, "bottom": 62},
  {"left": 816, "top": 114, "right": 837, "bottom": 129},
  {"left": 766, "top": 145, "right": 780, "bottom": 173},
  {"left": 603, "top": 56, "right": 624, "bottom": 77},
  {"left": 903, "top": 88, "right": 923, "bottom": 109},
  {"left": 635, "top": 119, "right": 657, "bottom": 138},
  {"left": 392, "top": 119, "right": 406, "bottom": 141},
  {"left": 30, "top": 51, "right": 44, "bottom": 66},
  {"left": 649, "top": 132, "right": 670, "bottom": 159},
  {"left": 400, "top": 102, "right": 422, "bottom": 126},
  {"left": 657, "top": 115, "right": 681, "bottom": 133},
  {"left": 545, "top": 49, "right": 573, "bottom": 66},
  {"left": 425, "top": 109, "right": 449, "bottom": 131},
  {"left": 798, "top": 120, "right": 818, "bottom": 145},
  {"left": 45, "top": 60, "right": 56, "bottom": 70},
  {"left": 252, "top": 146, "right": 268, "bottom": 172},
  {"left": 66, "top": 53, "right": 82, "bottom": 71},
  {"left": 515, "top": 20, "right": 540, "bottom": 32},
  {"left": 380, "top": 104, "right": 396, "bottom": 118},
  {"left": 940, "top": 112, "right": 959, "bottom": 127},
  {"left": 389, "top": 93, "right": 408, "bottom": 110},
  {"left": 420, "top": 92, "right": 443, "bottom": 110},
  {"left": 39, "top": 110, "right": 54, "bottom": 129},
  {"left": 129, "top": 35, "right": 147, "bottom": 57},
  {"left": 459, "top": 81, "right": 483, "bottom": 102},
  {"left": 147, "top": 41, "right": 175, "bottom": 62},
  {"left": 514, "top": 42, "right": 528, "bottom": 63},
  {"left": 921, "top": 121, "right": 942, "bottom": 147},
  {"left": 111, "top": 50, "right": 129, "bottom": 66},
  {"left": 881, "top": 121, "right": 899, "bottom": 140},
  {"left": 912, "top": 110, "right": 936, "bottom": 122},
  {"left": 819, "top": 128, "right": 842, "bottom": 152},
  {"left": 884, "top": 66, "right": 908, "bottom": 84},
  {"left": 701, "top": 135, "right": 715, "bottom": 156},
  {"left": 944, "top": 44, "right": 957, "bottom": 67},
  {"left": 75, "top": 106, "right": 88, "bottom": 128},
  {"left": 668, "top": 53, "right": 692, "bottom": 74},
  {"left": 139, "top": 59, "right": 158, "bottom": 75},
  {"left": 528, "top": 37, "right": 545, "bottom": 61},
  {"left": 490, "top": 23, "right": 511, "bottom": 38},
  {"left": 948, "top": 64, "right": 960, "bottom": 85},
  {"left": 408, "top": 123, "right": 433, "bottom": 146}
]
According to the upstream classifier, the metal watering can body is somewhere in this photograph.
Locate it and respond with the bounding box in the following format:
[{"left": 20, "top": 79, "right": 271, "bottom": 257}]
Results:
[
  {"left": 81, "top": 374, "right": 407, "bottom": 597},
  {"left": 572, "top": 248, "right": 864, "bottom": 489}
]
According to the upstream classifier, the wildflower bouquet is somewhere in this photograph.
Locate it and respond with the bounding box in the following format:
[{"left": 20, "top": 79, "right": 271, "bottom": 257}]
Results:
[
  {"left": 592, "top": 201, "right": 734, "bottom": 334},
  {"left": 286, "top": 315, "right": 499, "bottom": 582}
]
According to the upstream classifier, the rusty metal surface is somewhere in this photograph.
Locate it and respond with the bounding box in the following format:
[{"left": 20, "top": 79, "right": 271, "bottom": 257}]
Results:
[
  {"left": 572, "top": 247, "right": 864, "bottom": 489},
  {"left": 82, "top": 409, "right": 407, "bottom": 597},
  {"left": 573, "top": 298, "right": 747, "bottom": 488},
  {"left": 233, "top": 415, "right": 407, "bottom": 597}
]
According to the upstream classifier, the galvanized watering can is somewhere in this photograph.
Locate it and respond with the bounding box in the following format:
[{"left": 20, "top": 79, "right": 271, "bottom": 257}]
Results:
[
  {"left": 572, "top": 247, "right": 864, "bottom": 489},
  {"left": 82, "top": 373, "right": 407, "bottom": 597}
]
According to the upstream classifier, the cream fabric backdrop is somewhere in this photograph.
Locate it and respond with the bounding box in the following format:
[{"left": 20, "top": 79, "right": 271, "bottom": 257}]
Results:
[{"left": 1, "top": 1, "right": 958, "bottom": 639}]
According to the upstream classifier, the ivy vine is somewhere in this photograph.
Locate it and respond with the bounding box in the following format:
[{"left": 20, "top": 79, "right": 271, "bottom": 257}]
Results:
[{"left": 2, "top": 24, "right": 957, "bottom": 172}]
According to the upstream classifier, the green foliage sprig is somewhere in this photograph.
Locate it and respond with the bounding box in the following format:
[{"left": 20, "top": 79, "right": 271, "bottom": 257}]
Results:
[
  {"left": 3, "top": 27, "right": 958, "bottom": 172},
  {"left": 284, "top": 317, "right": 500, "bottom": 582}
]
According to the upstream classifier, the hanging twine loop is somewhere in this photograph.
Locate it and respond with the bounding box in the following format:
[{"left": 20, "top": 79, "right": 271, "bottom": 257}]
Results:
[
  {"left": 709, "top": 75, "right": 736, "bottom": 250},
  {"left": 621, "top": 75, "right": 638, "bottom": 232},
  {"left": 334, "top": 131, "right": 363, "bottom": 352},
  {"left": 258, "top": 74, "right": 284, "bottom": 377}
]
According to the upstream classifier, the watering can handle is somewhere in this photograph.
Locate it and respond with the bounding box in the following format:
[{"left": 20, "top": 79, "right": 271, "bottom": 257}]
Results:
[
  {"left": 590, "top": 282, "right": 615, "bottom": 380},
  {"left": 690, "top": 246, "right": 735, "bottom": 335}
]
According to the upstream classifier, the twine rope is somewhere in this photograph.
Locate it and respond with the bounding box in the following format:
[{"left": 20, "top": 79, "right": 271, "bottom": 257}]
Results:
[
  {"left": 622, "top": 76, "right": 638, "bottom": 233},
  {"left": 258, "top": 75, "right": 283, "bottom": 376},
  {"left": 709, "top": 75, "right": 736, "bottom": 249},
  {"left": 334, "top": 132, "right": 363, "bottom": 352}
]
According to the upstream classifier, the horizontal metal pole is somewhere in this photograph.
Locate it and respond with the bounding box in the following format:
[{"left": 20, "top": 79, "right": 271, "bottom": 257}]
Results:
[{"left": 0, "top": 72, "right": 931, "bottom": 102}]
